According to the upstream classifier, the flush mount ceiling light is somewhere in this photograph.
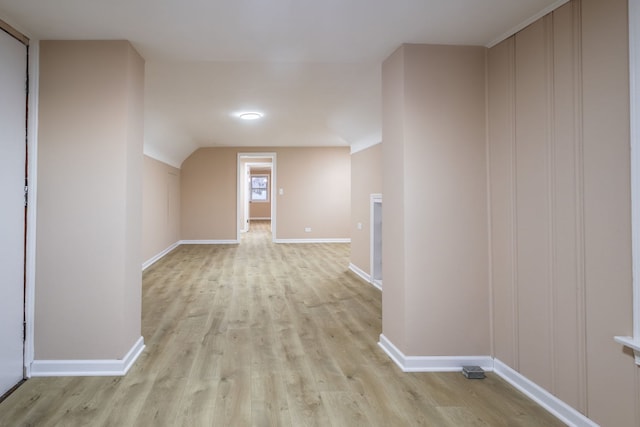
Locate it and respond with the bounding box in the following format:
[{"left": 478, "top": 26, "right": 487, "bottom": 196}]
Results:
[{"left": 238, "top": 112, "right": 263, "bottom": 120}]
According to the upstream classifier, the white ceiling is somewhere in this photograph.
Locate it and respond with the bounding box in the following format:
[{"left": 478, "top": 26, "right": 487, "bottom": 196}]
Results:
[{"left": 0, "top": 0, "right": 566, "bottom": 167}]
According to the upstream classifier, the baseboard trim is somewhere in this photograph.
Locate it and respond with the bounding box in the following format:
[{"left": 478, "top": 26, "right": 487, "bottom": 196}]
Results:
[
  {"left": 348, "top": 263, "right": 382, "bottom": 291},
  {"left": 180, "top": 239, "right": 240, "bottom": 245},
  {"left": 249, "top": 217, "right": 271, "bottom": 220},
  {"left": 31, "top": 336, "right": 145, "bottom": 377},
  {"left": 274, "top": 238, "right": 351, "bottom": 244},
  {"left": 349, "top": 263, "right": 371, "bottom": 283},
  {"left": 142, "top": 241, "right": 180, "bottom": 270},
  {"left": 493, "top": 359, "right": 598, "bottom": 427},
  {"left": 377, "top": 337, "right": 598, "bottom": 426},
  {"left": 377, "top": 334, "right": 494, "bottom": 372}
]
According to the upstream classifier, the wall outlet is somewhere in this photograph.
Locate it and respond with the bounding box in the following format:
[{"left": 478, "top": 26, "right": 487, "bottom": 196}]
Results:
[
  {"left": 357, "top": 222, "right": 363, "bottom": 230},
  {"left": 279, "top": 188, "right": 284, "bottom": 195},
  {"left": 304, "top": 227, "right": 311, "bottom": 232}
]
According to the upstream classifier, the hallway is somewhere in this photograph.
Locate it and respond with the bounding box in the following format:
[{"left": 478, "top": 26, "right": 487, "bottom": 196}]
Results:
[{"left": 0, "top": 226, "right": 562, "bottom": 426}]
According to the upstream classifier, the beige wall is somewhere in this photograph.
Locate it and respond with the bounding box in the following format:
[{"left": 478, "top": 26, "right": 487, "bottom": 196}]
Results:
[
  {"left": 181, "top": 147, "right": 350, "bottom": 241},
  {"left": 487, "top": 1, "right": 640, "bottom": 425},
  {"left": 350, "top": 143, "right": 382, "bottom": 275},
  {"left": 181, "top": 148, "right": 237, "bottom": 240},
  {"left": 249, "top": 168, "right": 272, "bottom": 219},
  {"left": 36, "top": 41, "right": 144, "bottom": 359},
  {"left": 142, "top": 156, "right": 181, "bottom": 263},
  {"left": 382, "top": 44, "right": 490, "bottom": 356}
]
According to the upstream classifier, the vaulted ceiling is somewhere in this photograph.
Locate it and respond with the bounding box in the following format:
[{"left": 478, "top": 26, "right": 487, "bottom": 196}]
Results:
[{"left": 0, "top": 0, "right": 567, "bottom": 167}]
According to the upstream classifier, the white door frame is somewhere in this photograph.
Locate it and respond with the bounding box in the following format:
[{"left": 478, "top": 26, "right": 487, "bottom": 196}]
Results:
[
  {"left": 245, "top": 162, "right": 272, "bottom": 227},
  {"left": 240, "top": 161, "right": 250, "bottom": 233},
  {"left": 24, "top": 40, "right": 38, "bottom": 379},
  {"left": 370, "top": 194, "right": 382, "bottom": 290},
  {"left": 237, "top": 152, "right": 276, "bottom": 241},
  {"left": 0, "top": 29, "right": 36, "bottom": 386}
]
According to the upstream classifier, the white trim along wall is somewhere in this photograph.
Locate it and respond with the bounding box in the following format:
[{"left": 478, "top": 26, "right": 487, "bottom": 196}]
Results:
[
  {"left": 31, "top": 337, "right": 145, "bottom": 377},
  {"left": 370, "top": 193, "right": 382, "bottom": 290},
  {"left": 378, "top": 335, "right": 598, "bottom": 427}
]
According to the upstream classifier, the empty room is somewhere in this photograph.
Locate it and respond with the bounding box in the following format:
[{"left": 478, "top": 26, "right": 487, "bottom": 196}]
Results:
[{"left": 0, "top": 0, "right": 639, "bottom": 426}]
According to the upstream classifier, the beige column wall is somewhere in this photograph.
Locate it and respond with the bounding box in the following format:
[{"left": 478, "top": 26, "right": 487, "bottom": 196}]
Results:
[
  {"left": 181, "top": 147, "right": 350, "bottom": 241},
  {"left": 487, "top": 1, "right": 640, "bottom": 425},
  {"left": 142, "top": 156, "right": 181, "bottom": 263},
  {"left": 382, "top": 44, "right": 490, "bottom": 356},
  {"left": 350, "top": 143, "right": 382, "bottom": 275},
  {"left": 382, "top": 47, "right": 407, "bottom": 350},
  {"left": 36, "top": 41, "right": 144, "bottom": 359}
]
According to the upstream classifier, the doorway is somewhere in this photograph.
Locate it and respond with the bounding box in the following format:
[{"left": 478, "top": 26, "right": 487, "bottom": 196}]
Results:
[
  {"left": 237, "top": 153, "right": 277, "bottom": 241},
  {"left": 0, "top": 27, "right": 28, "bottom": 397},
  {"left": 371, "top": 194, "right": 382, "bottom": 290}
]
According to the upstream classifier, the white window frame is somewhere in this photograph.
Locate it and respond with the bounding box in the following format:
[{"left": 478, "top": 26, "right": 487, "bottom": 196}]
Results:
[{"left": 250, "top": 174, "right": 269, "bottom": 202}]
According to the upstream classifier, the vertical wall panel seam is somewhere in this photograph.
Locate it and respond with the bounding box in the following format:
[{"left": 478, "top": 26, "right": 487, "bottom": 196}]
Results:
[
  {"left": 545, "top": 13, "right": 558, "bottom": 396},
  {"left": 510, "top": 36, "right": 520, "bottom": 371},
  {"left": 573, "top": 0, "right": 588, "bottom": 415}
]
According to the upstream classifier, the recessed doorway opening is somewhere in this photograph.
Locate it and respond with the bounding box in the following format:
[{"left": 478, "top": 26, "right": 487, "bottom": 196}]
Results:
[
  {"left": 237, "top": 153, "right": 276, "bottom": 242},
  {"left": 371, "top": 194, "right": 382, "bottom": 290}
]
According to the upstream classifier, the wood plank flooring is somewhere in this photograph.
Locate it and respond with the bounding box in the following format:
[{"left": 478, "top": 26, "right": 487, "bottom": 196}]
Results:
[{"left": 0, "top": 221, "right": 565, "bottom": 426}]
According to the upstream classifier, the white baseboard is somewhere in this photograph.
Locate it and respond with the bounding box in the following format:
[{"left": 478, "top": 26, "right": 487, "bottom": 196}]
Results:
[
  {"left": 274, "top": 238, "right": 351, "bottom": 244},
  {"left": 142, "top": 241, "right": 180, "bottom": 271},
  {"left": 31, "top": 336, "right": 145, "bottom": 377},
  {"left": 180, "top": 239, "right": 239, "bottom": 245},
  {"left": 493, "top": 359, "right": 598, "bottom": 427},
  {"left": 250, "top": 217, "right": 271, "bottom": 220},
  {"left": 376, "top": 336, "right": 597, "bottom": 427},
  {"left": 349, "top": 263, "right": 382, "bottom": 291},
  {"left": 349, "top": 263, "right": 371, "bottom": 283},
  {"left": 377, "top": 334, "right": 494, "bottom": 372}
]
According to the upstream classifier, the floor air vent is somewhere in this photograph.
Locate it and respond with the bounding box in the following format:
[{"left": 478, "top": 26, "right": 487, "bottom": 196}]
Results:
[{"left": 462, "top": 366, "right": 485, "bottom": 379}]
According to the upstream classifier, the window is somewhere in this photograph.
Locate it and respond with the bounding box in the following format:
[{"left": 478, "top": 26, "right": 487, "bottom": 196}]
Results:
[{"left": 251, "top": 175, "right": 269, "bottom": 202}]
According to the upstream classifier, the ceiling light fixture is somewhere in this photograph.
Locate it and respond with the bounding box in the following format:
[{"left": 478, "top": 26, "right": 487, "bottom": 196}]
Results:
[{"left": 238, "top": 112, "right": 263, "bottom": 120}]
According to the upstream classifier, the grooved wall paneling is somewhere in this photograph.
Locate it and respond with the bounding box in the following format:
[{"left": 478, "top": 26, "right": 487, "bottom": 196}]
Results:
[
  {"left": 488, "top": 0, "right": 639, "bottom": 424},
  {"left": 581, "top": 0, "right": 636, "bottom": 424},
  {"left": 488, "top": 37, "right": 517, "bottom": 369},
  {"left": 514, "top": 16, "right": 553, "bottom": 391},
  {"left": 550, "top": 2, "right": 584, "bottom": 410}
]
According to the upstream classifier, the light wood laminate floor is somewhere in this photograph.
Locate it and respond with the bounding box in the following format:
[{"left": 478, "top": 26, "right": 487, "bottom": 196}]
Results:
[{"left": 0, "top": 221, "right": 565, "bottom": 426}]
